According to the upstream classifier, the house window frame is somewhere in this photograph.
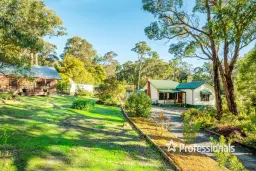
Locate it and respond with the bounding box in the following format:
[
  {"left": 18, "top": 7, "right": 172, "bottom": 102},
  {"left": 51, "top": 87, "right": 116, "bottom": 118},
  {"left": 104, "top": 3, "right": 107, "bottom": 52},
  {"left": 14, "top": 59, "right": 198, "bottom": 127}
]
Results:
[
  {"left": 159, "top": 93, "right": 167, "bottom": 100},
  {"left": 36, "top": 80, "right": 45, "bottom": 88},
  {"left": 9, "top": 78, "right": 18, "bottom": 87},
  {"left": 201, "top": 94, "right": 210, "bottom": 101}
]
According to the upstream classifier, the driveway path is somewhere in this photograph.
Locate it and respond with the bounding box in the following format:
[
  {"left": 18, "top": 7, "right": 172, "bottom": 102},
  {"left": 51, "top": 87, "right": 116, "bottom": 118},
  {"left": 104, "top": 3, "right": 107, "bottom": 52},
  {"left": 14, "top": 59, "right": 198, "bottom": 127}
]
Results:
[{"left": 151, "top": 106, "right": 256, "bottom": 171}]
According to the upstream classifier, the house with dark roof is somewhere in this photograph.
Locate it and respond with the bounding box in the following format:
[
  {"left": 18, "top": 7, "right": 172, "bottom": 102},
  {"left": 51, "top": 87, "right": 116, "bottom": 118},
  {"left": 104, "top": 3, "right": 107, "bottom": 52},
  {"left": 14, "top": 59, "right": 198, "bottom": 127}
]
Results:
[
  {"left": 143, "top": 79, "right": 215, "bottom": 107},
  {"left": 0, "top": 66, "right": 62, "bottom": 96}
]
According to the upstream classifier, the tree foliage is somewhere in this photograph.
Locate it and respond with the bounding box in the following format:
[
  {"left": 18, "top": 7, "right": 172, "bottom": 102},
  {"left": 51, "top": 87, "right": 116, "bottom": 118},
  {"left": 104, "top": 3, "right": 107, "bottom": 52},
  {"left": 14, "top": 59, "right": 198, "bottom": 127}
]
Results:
[
  {"left": 0, "top": 0, "right": 65, "bottom": 68},
  {"left": 38, "top": 42, "right": 59, "bottom": 67},
  {"left": 58, "top": 55, "right": 94, "bottom": 84},
  {"left": 100, "top": 51, "right": 120, "bottom": 78},
  {"left": 142, "top": 0, "right": 256, "bottom": 117},
  {"left": 117, "top": 56, "right": 172, "bottom": 88},
  {"left": 236, "top": 49, "right": 256, "bottom": 114},
  {"left": 62, "top": 36, "right": 96, "bottom": 65},
  {"left": 96, "top": 77, "right": 125, "bottom": 105},
  {"left": 131, "top": 41, "right": 152, "bottom": 88},
  {"left": 192, "top": 62, "right": 213, "bottom": 84}
]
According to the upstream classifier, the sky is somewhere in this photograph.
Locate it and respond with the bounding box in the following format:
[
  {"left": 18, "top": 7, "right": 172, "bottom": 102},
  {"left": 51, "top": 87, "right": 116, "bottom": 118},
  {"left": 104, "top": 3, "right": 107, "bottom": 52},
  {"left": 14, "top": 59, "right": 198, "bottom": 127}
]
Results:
[{"left": 44, "top": 0, "right": 254, "bottom": 68}]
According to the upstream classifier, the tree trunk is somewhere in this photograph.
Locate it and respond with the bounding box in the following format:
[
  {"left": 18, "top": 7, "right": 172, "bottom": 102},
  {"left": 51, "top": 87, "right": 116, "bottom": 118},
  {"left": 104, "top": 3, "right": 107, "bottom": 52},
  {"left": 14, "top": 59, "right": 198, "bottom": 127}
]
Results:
[
  {"left": 213, "top": 59, "right": 223, "bottom": 120},
  {"left": 218, "top": 63, "right": 232, "bottom": 112},
  {"left": 225, "top": 71, "right": 239, "bottom": 115},
  {"left": 137, "top": 58, "right": 142, "bottom": 89},
  {"left": 218, "top": 61, "right": 239, "bottom": 116}
]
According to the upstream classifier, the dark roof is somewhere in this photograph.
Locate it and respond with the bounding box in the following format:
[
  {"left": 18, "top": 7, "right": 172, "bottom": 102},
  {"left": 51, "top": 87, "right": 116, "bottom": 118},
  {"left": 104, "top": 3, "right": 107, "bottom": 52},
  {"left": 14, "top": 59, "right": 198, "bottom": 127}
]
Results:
[
  {"left": 150, "top": 80, "right": 179, "bottom": 90},
  {"left": 176, "top": 81, "right": 206, "bottom": 89},
  {"left": 0, "top": 66, "right": 62, "bottom": 80}
]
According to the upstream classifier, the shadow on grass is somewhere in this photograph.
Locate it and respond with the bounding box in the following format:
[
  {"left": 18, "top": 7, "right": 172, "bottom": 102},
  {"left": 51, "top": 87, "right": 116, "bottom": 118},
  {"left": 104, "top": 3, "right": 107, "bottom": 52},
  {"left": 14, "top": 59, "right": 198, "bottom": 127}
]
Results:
[{"left": 0, "top": 98, "right": 171, "bottom": 171}]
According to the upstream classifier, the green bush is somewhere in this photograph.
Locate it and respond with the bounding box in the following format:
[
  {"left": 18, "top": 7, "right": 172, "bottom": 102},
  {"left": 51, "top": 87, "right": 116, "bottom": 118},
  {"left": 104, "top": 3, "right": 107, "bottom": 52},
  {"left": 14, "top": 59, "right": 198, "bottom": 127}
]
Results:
[
  {"left": 182, "top": 109, "right": 202, "bottom": 143},
  {"left": 125, "top": 92, "right": 152, "bottom": 117},
  {"left": 75, "top": 89, "right": 93, "bottom": 97},
  {"left": 71, "top": 98, "right": 95, "bottom": 111},
  {"left": 96, "top": 77, "right": 125, "bottom": 105},
  {"left": 211, "top": 136, "right": 245, "bottom": 171},
  {"left": 0, "top": 93, "right": 13, "bottom": 100}
]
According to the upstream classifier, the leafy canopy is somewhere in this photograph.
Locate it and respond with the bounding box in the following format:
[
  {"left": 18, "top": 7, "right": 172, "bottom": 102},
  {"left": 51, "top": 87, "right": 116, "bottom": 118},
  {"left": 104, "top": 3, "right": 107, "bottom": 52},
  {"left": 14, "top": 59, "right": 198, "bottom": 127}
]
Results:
[
  {"left": 59, "top": 55, "right": 94, "bottom": 84},
  {"left": 62, "top": 36, "right": 96, "bottom": 65},
  {"left": 0, "top": 0, "right": 65, "bottom": 68}
]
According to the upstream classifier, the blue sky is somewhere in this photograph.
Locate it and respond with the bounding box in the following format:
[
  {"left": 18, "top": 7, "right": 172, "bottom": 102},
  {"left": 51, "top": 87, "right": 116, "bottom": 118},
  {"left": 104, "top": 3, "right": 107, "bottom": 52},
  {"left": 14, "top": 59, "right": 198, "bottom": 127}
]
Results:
[{"left": 44, "top": 0, "right": 253, "bottom": 67}]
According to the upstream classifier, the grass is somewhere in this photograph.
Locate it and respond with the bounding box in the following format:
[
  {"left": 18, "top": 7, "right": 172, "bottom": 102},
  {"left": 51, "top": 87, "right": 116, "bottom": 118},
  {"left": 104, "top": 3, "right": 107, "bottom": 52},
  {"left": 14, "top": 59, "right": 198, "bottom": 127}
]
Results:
[{"left": 0, "top": 96, "right": 171, "bottom": 171}]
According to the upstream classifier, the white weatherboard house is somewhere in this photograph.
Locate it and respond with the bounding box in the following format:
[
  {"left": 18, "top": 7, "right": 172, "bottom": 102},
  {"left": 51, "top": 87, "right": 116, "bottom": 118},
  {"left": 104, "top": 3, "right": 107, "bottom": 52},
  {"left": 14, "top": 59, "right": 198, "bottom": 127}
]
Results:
[{"left": 143, "top": 80, "right": 215, "bottom": 107}]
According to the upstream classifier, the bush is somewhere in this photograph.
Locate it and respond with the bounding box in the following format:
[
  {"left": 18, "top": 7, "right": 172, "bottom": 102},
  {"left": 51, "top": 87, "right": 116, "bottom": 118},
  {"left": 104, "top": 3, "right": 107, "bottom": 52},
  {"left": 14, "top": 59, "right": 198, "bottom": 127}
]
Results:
[
  {"left": 71, "top": 98, "right": 95, "bottom": 111},
  {"left": 0, "top": 93, "right": 13, "bottom": 100},
  {"left": 75, "top": 89, "right": 93, "bottom": 97},
  {"left": 211, "top": 136, "right": 245, "bottom": 171},
  {"left": 125, "top": 92, "right": 152, "bottom": 117},
  {"left": 182, "top": 109, "right": 202, "bottom": 143},
  {"left": 96, "top": 77, "right": 125, "bottom": 105}
]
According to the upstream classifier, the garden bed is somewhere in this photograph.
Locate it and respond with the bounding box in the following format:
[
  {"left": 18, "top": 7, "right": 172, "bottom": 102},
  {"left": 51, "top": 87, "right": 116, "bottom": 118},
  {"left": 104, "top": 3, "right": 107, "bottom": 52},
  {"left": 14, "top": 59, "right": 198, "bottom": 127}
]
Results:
[{"left": 121, "top": 107, "right": 228, "bottom": 171}]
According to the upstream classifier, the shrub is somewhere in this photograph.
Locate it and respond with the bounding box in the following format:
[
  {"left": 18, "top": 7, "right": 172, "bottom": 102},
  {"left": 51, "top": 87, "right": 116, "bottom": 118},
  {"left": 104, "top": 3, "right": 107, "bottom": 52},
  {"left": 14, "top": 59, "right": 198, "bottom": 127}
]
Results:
[
  {"left": 72, "top": 98, "right": 95, "bottom": 111},
  {"left": 211, "top": 136, "right": 245, "bottom": 171},
  {"left": 96, "top": 77, "right": 125, "bottom": 105},
  {"left": 125, "top": 92, "right": 152, "bottom": 117},
  {"left": 0, "top": 93, "right": 13, "bottom": 100},
  {"left": 75, "top": 89, "right": 93, "bottom": 97},
  {"left": 182, "top": 109, "right": 201, "bottom": 143}
]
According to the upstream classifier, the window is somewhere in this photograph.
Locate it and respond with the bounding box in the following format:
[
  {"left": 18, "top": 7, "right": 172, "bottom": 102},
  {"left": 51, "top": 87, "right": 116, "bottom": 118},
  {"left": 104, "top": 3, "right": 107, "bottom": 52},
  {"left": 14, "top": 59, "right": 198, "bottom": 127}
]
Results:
[
  {"left": 201, "top": 95, "right": 210, "bottom": 101},
  {"left": 36, "top": 81, "right": 45, "bottom": 87},
  {"left": 159, "top": 93, "right": 167, "bottom": 100},
  {"left": 168, "top": 93, "right": 175, "bottom": 100},
  {"left": 9, "top": 79, "right": 17, "bottom": 87}
]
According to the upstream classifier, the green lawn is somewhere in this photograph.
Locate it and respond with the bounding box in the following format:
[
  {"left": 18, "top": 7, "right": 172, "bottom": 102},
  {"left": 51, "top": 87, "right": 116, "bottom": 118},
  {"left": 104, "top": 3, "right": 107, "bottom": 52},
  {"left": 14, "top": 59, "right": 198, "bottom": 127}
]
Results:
[{"left": 0, "top": 96, "right": 170, "bottom": 171}]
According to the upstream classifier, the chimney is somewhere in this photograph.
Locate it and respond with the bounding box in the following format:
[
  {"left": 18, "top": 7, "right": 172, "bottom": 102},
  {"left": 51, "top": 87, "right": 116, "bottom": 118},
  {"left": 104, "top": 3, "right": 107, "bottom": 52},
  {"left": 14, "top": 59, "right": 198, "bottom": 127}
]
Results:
[{"left": 147, "top": 78, "right": 151, "bottom": 97}]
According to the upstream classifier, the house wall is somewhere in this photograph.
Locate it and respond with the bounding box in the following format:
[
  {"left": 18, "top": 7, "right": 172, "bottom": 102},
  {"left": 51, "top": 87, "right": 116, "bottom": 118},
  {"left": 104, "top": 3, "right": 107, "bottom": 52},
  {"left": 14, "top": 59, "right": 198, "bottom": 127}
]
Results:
[
  {"left": 193, "top": 84, "right": 215, "bottom": 106},
  {"left": 77, "top": 84, "right": 94, "bottom": 92},
  {"left": 143, "top": 83, "right": 159, "bottom": 102},
  {"left": 0, "top": 75, "right": 57, "bottom": 94},
  {"left": 180, "top": 89, "right": 193, "bottom": 105}
]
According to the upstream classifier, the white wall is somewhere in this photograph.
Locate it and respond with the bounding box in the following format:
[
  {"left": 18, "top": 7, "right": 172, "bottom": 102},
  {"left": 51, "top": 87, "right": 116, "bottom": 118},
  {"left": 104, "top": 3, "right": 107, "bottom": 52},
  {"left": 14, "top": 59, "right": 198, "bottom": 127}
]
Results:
[
  {"left": 143, "top": 83, "right": 159, "bottom": 102},
  {"left": 193, "top": 84, "right": 215, "bottom": 106},
  {"left": 181, "top": 89, "right": 193, "bottom": 105},
  {"left": 150, "top": 84, "right": 159, "bottom": 102},
  {"left": 77, "top": 84, "right": 94, "bottom": 92},
  {"left": 69, "top": 79, "right": 76, "bottom": 94},
  {"left": 69, "top": 78, "right": 95, "bottom": 94}
]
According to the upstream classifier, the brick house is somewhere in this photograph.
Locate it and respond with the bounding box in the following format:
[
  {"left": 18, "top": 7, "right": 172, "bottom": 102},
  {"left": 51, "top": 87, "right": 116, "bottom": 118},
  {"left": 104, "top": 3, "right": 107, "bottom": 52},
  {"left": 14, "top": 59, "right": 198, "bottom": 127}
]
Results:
[{"left": 0, "top": 66, "right": 62, "bottom": 96}]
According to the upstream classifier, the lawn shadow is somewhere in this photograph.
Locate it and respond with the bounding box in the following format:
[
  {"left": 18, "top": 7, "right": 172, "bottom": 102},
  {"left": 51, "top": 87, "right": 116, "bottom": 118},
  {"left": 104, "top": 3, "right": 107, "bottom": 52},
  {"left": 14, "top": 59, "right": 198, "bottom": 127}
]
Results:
[{"left": 0, "top": 98, "right": 174, "bottom": 171}]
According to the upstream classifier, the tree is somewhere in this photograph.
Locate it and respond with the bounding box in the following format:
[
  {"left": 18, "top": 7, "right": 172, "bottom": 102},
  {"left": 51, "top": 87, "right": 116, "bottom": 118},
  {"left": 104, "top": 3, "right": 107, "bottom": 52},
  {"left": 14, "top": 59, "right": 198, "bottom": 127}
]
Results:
[
  {"left": 38, "top": 42, "right": 59, "bottom": 67},
  {"left": 143, "top": 0, "right": 256, "bottom": 117},
  {"left": 0, "top": 0, "right": 65, "bottom": 69},
  {"left": 100, "top": 51, "right": 120, "bottom": 78},
  {"left": 211, "top": 0, "right": 256, "bottom": 116},
  {"left": 169, "top": 58, "right": 192, "bottom": 82},
  {"left": 117, "top": 61, "right": 137, "bottom": 90},
  {"left": 236, "top": 49, "right": 256, "bottom": 114},
  {"left": 131, "top": 41, "right": 152, "bottom": 89},
  {"left": 140, "top": 56, "right": 171, "bottom": 85},
  {"left": 87, "top": 64, "right": 106, "bottom": 84},
  {"left": 193, "top": 62, "right": 213, "bottom": 84},
  {"left": 59, "top": 55, "right": 94, "bottom": 84},
  {"left": 96, "top": 77, "right": 125, "bottom": 105},
  {"left": 62, "top": 36, "right": 96, "bottom": 65}
]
